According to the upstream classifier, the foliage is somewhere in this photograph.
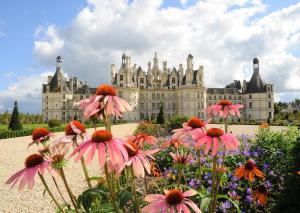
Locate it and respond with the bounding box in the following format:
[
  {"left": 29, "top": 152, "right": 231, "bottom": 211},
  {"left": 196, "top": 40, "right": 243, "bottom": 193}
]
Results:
[
  {"left": 134, "top": 121, "right": 168, "bottom": 137},
  {"left": 8, "top": 101, "right": 23, "bottom": 131},
  {"left": 156, "top": 104, "right": 165, "bottom": 124},
  {"left": 164, "top": 115, "right": 188, "bottom": 134},
  {"left": 273, "top": 137, "right": 300, "bottom": 212},
  {"left": 48, "top": 119, "right": 61, "bottom": 128}
]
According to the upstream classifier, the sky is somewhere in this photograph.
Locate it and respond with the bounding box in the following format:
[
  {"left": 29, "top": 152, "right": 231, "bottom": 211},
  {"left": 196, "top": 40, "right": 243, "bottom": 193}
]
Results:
[{"left": 0, "top": 0, "right": 300, "bottom": 113}]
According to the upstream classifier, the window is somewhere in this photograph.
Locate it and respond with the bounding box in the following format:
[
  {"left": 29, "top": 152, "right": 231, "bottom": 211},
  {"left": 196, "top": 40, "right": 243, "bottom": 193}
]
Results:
[
  {"left": 172, "top": 78, "right": 176, "bottom": 83},
  {"left": 172, "top": 103, "right": 176, "bottom": 110},
  {"left": 172, "top": 86, "right": 176, "bottom": 90},
  {"left": 268, "top": 94, "right": 271, "bottom": 99},
  {"left": 249, "top": 95, "right": 252, "bottom": 99},
  {"left": 140, "top": 103, "right": 144, "bottom": 109},
  {"left": 269, "top": 112, "right": 272, "bottom": 119},
  {"left": 140, "top": 86, "right": 144, "bottom": 89},
  {"left": 214, "top": 95, "right": 216, "bottom": 100},
  {"left": 219, "top": 95, "right": 222, "bottom": 99},
  {"left": 249, "top": 102, "right": 252, "bottom": 109},
  {"left": 152, "top": 103, "right": 155, "bottom": 110},
  {"left": 140, "top": 78, "right": 144, "bottom": 83},
  {"left": 269, "top": 101, "right": 272, "bottom": 108},
  {"left": 140, "top": 113, "right": 144, "bottom": 120},
  {"left": 120, "top": 83, "right": 123, "bottom": 87},
  {"left": 157, "top": 103, "right": 160, "bottom": 109},
  {"left": 152, "top": 94, "right": 155, "bottom": 100},
  {"left": 229, "top": 95, "right": 232, "bottom": 100},
  {"left": 120, "top": 75, "right": 123, "bottom": 81},
  {"left": 157, "top": 93, "right": 160, "bottom": 99},
  {"left": 224, "top": 95, "right": 226, "bottom": 99}
]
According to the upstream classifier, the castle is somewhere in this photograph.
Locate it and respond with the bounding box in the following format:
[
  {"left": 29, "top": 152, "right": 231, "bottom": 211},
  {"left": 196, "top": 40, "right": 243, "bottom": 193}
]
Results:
[{"left": 42, "top": 55, "right": 274, "bottom": 122}]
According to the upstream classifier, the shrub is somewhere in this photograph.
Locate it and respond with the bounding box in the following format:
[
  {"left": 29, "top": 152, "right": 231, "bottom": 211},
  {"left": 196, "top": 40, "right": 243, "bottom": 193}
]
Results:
[
  {"left": 156, "top": 104, "right": 165, "bottom": 124},
  {"left": 164, "top": 115, "right": 188, "bottom": 134},
  {"left": 48, "top": 119, "right": 61, "bottom": 128},
  {"left": 8, "top": 101, "right": 23, "bottom": 131},
  {"left": 134, "top": 121, "right": 168, "bottom": 137}
]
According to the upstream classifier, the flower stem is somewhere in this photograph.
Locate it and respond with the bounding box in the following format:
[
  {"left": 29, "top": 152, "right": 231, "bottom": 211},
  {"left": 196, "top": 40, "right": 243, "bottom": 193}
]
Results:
[
  {"left": 249, "top": 181, "right": 258, "bottom": 213},
  {"left": 59, "top": 168, "right": 79, "bottom": 213},
  {"left": 38, "top": 173, "right": 64, "bottom": 213},
  {"left": 52, "top": 176, "right": 69, "bottom": 208},
  {"left": 177, "top": 168, "right": 183, "bottom": 189},
  {"left": 104, "top": 163, "right": 119, "bottom": 213},
  {"left": 130, "top": 165, "right": 140, "bottom": 213},
  {"left": 103, "top": 115, "right": 112, "bottom": 132},
  {"left": 197, "top": 150, "right": 203, "bottom": 190},
  {"left": 144, "top": 176, "right": 148, "bottom": 194},
  {"left": 210, "top": 155, "right": 218, "bottom": 213},
  {"left": 74, "top": 137, "right": 92, "bottom": 188}
]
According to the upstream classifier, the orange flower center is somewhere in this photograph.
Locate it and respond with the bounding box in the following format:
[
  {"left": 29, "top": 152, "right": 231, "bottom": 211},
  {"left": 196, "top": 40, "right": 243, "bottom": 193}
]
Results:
[
  {"left": 65, "top": 121, "right": 86, "bottom": 135},
  {"left": 187, "top": 117, "right": 205, "bottom": 129},
  {"left": 206, "top": 128, "right": 224, "bottom": 137},
  {"left": 218, "top": 99, "right": 232, "bottom": 106},
  {"left": 245, "top": 160, "right": 255, "bottom": 170},
  {"left": 91, "top": 130, "right": 113, "bottom": 143},
  {"left": 166, "top": 189, "right": 184, "bottom": 205},
  {"left": 32, "top": 128, "right": 50, "bottom": 141},
  {"left": 257, "top": 185, "right": 267, "bottom": 194},
  {"left": 125, "top": 141, "right": 139, "bottom": 157},
  {"left": 96, "top": 84, "right": 117, "bottom": 96},
  {"left": 25, "top": 154, "right": 44, "bottom": 168}
]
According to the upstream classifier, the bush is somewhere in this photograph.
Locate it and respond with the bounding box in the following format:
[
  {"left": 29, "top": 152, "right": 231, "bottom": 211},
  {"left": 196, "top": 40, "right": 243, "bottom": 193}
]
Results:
[
  {"left": 8, "top": 101, "right": 22, "bottom": 131},
  {"left": 134, "top": 121, "right": 168, "bottom": 137},
  {"left": 164, "top": 115, "right": 188, "bottom": 134},
  {"left": 48, "top": 119, "right": 61, "bottom": 128}
]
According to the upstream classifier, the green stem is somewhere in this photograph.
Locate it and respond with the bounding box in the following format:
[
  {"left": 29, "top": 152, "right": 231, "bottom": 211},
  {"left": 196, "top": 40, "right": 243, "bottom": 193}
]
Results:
[
  {"left": 224, "top": 117, "right": 228, "bottom": 134},
  {"left": 59, "top": 169, "right": 79, "bottom": 213},
  {"left": 144, "top": 175, "right": 148, "bottom": 194},
  {"left": 38, "top": 173, "right": 64, "bottom": 212},
  {"left": 177, "top": 168, "right": 183, "bottom": 189},
  {"left": 103, "top": 115, "right": 112, "bottom": 132},
  {"left": 52, "top": 176, "right": 69, "bottom": 208},
  {"left": 74, "top": 138, "right": 92, "bottom": 188},
  {"left": 249, "top": 181, "right": 258, "bottom": 213},
  {"left": 130, "top": 165, "right": 140, "bottom": 213},
  {"left": 104, "top": 163, "right": 119, "bottom": 213},
  {"left": 210, "top": 156, "right": 218, "bottom": 213},
  {"left": 197, "top": 150, "right": 203, "bottom": 190}
]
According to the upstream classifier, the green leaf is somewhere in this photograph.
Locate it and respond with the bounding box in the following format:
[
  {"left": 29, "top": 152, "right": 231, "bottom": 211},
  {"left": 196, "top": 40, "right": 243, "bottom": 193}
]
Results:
[
  {"left": 200, "top": 197, "right": 211, "bottom": 211},
  {"left": 216, "top": 194, "right": 241, "bottom": 213},
  {"left": 117, "top": 189, "right": 133, "bottom": 208}
]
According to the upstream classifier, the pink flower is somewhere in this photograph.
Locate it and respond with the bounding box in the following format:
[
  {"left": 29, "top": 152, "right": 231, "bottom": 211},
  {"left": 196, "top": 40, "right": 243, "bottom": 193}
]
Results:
[
  {"left": 77, "top": 84, "right": 132, "bottom": 119},
  {"left": 206, "top": 100, "right": 243, "bottom": 118},
  {"left": 142, "top": 189, "right": 201, "bottom": 213},
  {"left": 127, "top": 133, "right": 157, "bottom": 148},
  {"left": 170, "top": 152, "right": 193, "bottom": 166},
  {"left": 28, "top": 127, "right": 53, "bottom": 147},
  {"left": 69, "top": 130, "right": 128, "bottom": 169},
  {"left": 193, "top": 128, "right": 240, "bottom": 156},
  {"left": 118, "top": 141, "right": 160, "bottom": 178},
  {"left": 5, "top": 154, "right": 54, "bottom": 191},
  {"left": 172, "top": 117, "right": 206, "bottom": 140},
  {"left": 162, "top": 138, "right": 188, "bottom": 149},
  {"left": 49, "top": 121, "right": 87, "bottom": 151}
]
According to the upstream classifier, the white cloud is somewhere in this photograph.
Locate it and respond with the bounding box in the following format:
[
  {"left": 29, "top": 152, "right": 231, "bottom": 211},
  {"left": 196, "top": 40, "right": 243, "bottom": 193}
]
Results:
[
  {"left": 180, "top": 0, "right": 188, "bottom": 5},
  {"left": 0, "top": 0, "right": 298, "bottom": 113},
  {"left": 0, "top": 72, "right": 52, "bottom": 113}
]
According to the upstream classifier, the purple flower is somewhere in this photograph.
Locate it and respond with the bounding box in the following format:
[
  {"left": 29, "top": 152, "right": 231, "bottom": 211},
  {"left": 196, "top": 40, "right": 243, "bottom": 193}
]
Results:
[
  {"left": 208, "top": 180, "right": 212, "bottom": 185},
  {"left": 246, "top": 195, "right": 252, "bottom": 203},
  {"left": 246, "top": 188, "right": 251, "bottom": 194},
  {"left": 222, "top": 200, "right": 232, "bottom": 209},
  {"left": 232, "top": 183, "right": 238, "bottom": 189}
]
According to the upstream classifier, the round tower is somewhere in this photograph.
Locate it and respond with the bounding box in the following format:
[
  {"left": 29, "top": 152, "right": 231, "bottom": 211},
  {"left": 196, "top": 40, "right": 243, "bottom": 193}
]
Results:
[
  {"left": 253, "top": 58, "right": 259, "bottom": 70},
  {"left": 56, "top": 56, "right": 63, "bottom": 72}
]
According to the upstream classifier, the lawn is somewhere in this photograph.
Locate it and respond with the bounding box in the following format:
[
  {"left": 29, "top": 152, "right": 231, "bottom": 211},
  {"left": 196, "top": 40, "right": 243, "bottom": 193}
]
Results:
[{"left": 0, "top": 123, "right": 54, "bottom": 130}]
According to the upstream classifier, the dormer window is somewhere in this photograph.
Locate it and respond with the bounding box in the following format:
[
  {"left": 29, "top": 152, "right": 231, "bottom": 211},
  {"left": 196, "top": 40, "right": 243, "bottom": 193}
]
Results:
[
  {"left": 120, "top": 75, "right": 123, "bottom": 81},
  {"left": 172, "top": 78, "right": 175, "bottom": 83},
  {"left": 140, "top": 78, "right": 144, "bottom": 84}
]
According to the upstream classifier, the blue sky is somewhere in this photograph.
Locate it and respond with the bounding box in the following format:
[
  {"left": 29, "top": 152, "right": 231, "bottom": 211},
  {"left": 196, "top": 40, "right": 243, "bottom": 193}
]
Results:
[{"left": 0, "top": 0, "right": 300, "bottom": 113}]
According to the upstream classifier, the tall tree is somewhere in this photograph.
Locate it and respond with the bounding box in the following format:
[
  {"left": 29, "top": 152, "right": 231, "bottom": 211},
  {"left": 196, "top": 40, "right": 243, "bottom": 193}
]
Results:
[
  {"left": 157, "top": 103, "right": 165, "bottom": 124},
  {"left": 8, "top": 101, "right": 23, "bottom": 130}
]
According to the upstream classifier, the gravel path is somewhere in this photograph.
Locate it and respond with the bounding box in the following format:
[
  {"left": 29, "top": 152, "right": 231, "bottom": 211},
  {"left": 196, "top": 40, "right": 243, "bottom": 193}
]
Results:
[
  {"left": 0, "top": 123, "right": 286, "bottom": 212},
  {"left": 0, "top": 123, "right": 138, "bottom": 213}
]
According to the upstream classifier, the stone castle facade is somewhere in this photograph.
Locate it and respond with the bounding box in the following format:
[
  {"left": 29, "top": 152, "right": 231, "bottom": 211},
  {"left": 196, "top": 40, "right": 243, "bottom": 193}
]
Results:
[{"left": 42, "top": 55, "right": 274, "bottom": 122}]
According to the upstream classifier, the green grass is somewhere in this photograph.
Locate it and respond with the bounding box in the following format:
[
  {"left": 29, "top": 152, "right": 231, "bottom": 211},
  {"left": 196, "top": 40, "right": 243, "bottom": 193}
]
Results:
[{"left": 0, "top": 123, "right": 67, "bottom": 130}]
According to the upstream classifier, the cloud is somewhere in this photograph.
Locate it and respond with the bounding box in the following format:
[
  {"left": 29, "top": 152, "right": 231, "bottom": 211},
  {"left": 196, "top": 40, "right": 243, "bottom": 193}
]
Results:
[{"left": 0, "top": 72, "right": 52, "bottom": 113}]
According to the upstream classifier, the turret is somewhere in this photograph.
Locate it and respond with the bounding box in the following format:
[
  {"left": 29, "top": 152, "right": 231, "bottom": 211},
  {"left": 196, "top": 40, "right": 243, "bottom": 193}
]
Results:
[
  {"left": 187, "top": 54, "right": 193, "bottom": 71},
  {"left": 111, "top": 64, "right": 116, "bottom": 84},
  {"left": 56, "top": 56, "right": 63, "bottom": 72},
  {"left": 253, "top": 58, "right": 259, "bottom": 73}
]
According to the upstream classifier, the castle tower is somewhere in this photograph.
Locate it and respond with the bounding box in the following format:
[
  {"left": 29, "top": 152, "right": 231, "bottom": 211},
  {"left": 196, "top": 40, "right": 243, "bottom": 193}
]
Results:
[
  {"left": 111, "top": 64, "right": 116, "bottom": 84},
  {"left": 186, "top": 54, "right": 193, "bottom": 84},
  {"left": 56, "top": 56, "right": 63, "bottom": 72},
  {"left": 187, "top": 54, "right": 193, "bottom": 71}
]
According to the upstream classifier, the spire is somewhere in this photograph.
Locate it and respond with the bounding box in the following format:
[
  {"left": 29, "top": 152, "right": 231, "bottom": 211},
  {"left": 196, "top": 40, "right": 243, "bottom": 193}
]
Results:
[{"left": 153, "top": 52, "right": 158, "bottom": 68}]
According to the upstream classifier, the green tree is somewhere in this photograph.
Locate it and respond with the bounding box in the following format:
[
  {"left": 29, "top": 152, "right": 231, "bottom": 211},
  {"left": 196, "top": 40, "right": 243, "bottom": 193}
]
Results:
[
  {"left": 8, "top": 101, "right": 23, "bottom": 131},
  {"left": 156, "top": 103, "right": 165, "bottom": 124}
]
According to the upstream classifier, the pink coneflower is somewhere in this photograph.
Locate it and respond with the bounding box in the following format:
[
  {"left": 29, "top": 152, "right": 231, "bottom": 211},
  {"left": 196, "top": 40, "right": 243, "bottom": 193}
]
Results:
[
  {"left": 77, "top": 84, "right": 132, "bottom": 119},
  {"left": 142, "top": 189, "right": 201, "bottom": 213},
  {"left": 69, "top": 130, "right": 128, "bottom": 169},
  {"left": 170, "top": 152, "right": 192, "bottom": 166},
  {"left": 172, "top": 117, "right": 206, "bottom": 140},
  {"left": 206, "top": 99, "right": 243, "bottom": 118},
  {"left": 28, "top": 127, "right": 53, "bottom": 147},
  {"left": 5, "top": 153, "right": 53, "bottom": 191},
  {"left": 193, "top": 128, "right": 240, "bottom": 156},
  {"left": 163, "top": 138, "right": 188, "bottom": 149},
  {"left": 127, "top": 133, "right": 156, "bottom": 148},
  {"left": 65, "top": 120, "right": 86, "bottom": 136},
  {"left": 119, "top": 141, "right": 160, "bottom": 178}
]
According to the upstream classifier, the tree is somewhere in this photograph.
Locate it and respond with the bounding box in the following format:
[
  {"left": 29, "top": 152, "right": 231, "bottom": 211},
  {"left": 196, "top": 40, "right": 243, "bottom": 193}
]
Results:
[
  {"left": 8, "top": 101, "right": 23, "bottom": 131},
  {"left": 156, "top": 103, "right": 165, "bottom": 124},
  {"left": 145, "top": 113, "right": 149, "bottom": 121}
]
